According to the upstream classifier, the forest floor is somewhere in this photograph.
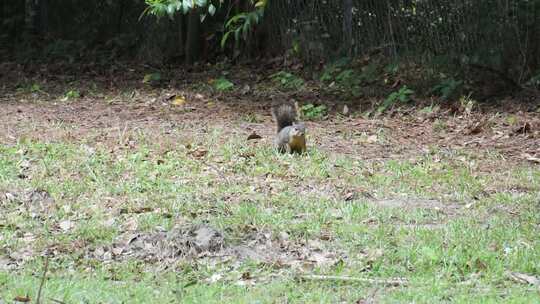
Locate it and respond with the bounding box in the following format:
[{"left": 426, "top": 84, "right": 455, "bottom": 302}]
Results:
[{"left": 0, "top": 62, "right": 539, "bottom": 303}]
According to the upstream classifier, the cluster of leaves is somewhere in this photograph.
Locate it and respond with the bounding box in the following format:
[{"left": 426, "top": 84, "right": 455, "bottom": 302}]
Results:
[
  {"left": 143, "top": 0, "right": 218, "bottom": 20},
  {"left": 429, "top": 77, "right": 463, "bottom": 101},
  {"left": 270, "top": 71, "right": 304, "bottom": 90},
  {"left": 63, "top": 89, "right": 81, "bottom": 100},
  {"left": 301, "top": 104, "right": 327, "bottom": 120},
  {"left": 143, "top": 72, "right": 162, "bottom": 84},
  {"left": 212, "top": 77, "right": 234, "bottom": 91},
  {"left": 17, "top": 83, "right": 42, "bottom": 94},
  {"left": 143, "top": 0, "right": 267, "bottom": 50},
  {"left": 221, "top": 1, "right": 266, "bottom": 48},
  {"left": 320, "top": 59, "right": 380, "bottom": 97},
  {"left": 376, "top": 85, "right": 414, "bottom": 116}
]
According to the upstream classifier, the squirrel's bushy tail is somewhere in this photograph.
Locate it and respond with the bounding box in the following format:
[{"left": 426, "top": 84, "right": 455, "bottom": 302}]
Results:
[{"left": 272, "top": 103, "right": 297, "bottom": 133}]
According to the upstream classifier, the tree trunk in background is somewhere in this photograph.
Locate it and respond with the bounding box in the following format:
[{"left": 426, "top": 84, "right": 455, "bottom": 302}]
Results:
[
  {"left": 527, "top": 1, "right": 540, "bottom": 75},
  {"left": 176, "top": 12, "right": 186, "bottom": 60},
  {"left": 116, "top": 0, "right": 126, "bottom": 33},
  {"left": 342, "top": 0, "right": 353, "bottom": 56},
  {"left": 185, "top": 9, "right": 200, "bottom": 64},
  {"left": 24, "top": 0, "right": 37, "bottom": 37},
  {"left": 38, "top": 0, "right": 48, "bottom": 35}
]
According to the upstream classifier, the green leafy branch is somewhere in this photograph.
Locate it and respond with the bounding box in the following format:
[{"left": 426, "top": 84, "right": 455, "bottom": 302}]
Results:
[{"left": 220, "top": 0, "right": 266, "bottom": 48}]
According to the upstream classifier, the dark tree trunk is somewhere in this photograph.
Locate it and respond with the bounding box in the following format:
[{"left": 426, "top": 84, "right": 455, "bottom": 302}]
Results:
[
  {"left": 38, "top": 0, "right": 48, "bottom": 35},
  {"left": 176, "top": 12, "right": 186, "bottom": 60},
  {"left": 24, "top": 0, "right": 38, "bottom": 37},
  {"left": 527, "top": 1, "right": 540, "bottom": 75},
  {"left": 342, "top": 0, "right": 353, "bottom": 56},
  {"left": 185, "top": 9, "right": 201, "bottom": 64},
  {"left": 116, "top": 0, "right": 126, "bottom": 33}
]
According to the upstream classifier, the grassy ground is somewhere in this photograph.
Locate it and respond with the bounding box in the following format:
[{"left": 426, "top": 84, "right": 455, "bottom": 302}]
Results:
[{"left": 1, "top": 66, "right": 539, "bottom": 303}]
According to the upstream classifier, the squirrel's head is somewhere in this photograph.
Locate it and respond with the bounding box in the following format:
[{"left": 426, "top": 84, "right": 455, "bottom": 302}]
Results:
[{"left": 290, "top": 123, "right": 306, "bottom": 137}]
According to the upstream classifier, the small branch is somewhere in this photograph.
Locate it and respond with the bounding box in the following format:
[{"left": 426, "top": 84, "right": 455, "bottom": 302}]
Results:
[
  {"left": 298, "top": 275, "right": 408, "bottom": 286},
  {"left": 36, "top": 256, "right": 50, "bottom": 304}
]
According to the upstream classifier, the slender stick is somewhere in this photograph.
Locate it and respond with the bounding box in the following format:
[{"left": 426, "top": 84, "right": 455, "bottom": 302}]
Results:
[
  {"left": 299, "top": 275, "right": 408, "bottom": 286},
  {"left": 36, "top": 256, "right": 50, "bottom": 304}
]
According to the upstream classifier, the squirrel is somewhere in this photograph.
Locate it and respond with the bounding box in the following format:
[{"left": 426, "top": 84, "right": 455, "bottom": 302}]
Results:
[{"left": 271, "top": 103, "right": 307, "bottom": 154}]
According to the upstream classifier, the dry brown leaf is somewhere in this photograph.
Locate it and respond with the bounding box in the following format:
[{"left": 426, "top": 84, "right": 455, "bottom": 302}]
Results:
[
  {"left": 513, "top": 122, "right": 531, "bottom": 134},
  {"left": 247, "top": 132, "right": 262, "bottom": 140},
  {"left": 172, "top": 96, "right": 187, "bottom": 106},
  {"left": 205, "top": 273, "right": 223, "bottom": 283},
  {"left": 14, "top": 295, "right": 31, "bottom": 302},
  {"left": 239, "top": 152, "right": 255, "bottom": 159},
  {"left": 465, "top": 122, "right": 484, "bottom": 135},
  {"left": 190, "top": 148, "right": 208, "bottom": 158},
  {"left": 122, "top": 218, "right": 139, "bottom": 231},
  {"left": 307, "top": 251, "right": 338, "bottom": 268},
  {"left": 344, "top": 192, "right": 356, "bottom": 201},
  {"left": 59, "top": 220, "right": 75, "bottom": 232},
  {"left": 366, "top": 135, "right": 378, "bottom": 143},
  {"left": 522, "top": 153, "right": 540, "bottom": 164},
  {"left": 112, "top": 246, "right": 124, "bottom": 256},
  {"left": 342, "top": 105, "right": 349, "bottom": 116},
  {"left": 120, "top": 207, "right": 153, "bottom": 214}
]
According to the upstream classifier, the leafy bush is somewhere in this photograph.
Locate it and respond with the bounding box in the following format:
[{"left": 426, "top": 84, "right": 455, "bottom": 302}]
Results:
[
  {"left": 17, "top": 83, "right": 42, "bottom": 94},
  {"left": 376, "top": 85, "right": 414, "bottom": 115},
  {"left": 526, "top": 72, "right": 540, "bottom": 88},
  {"left": 213, "top": 77, "right": 234, "bottom": 91},
  {"left": 270, "top": 71, "right": 304, "bottom": 90},
  {"left": 320, "top": 58, "right": 351, "bottom": 82},
  {"left": 221, "top": 2, "right": 265, "bottom": 48},
  {"left": 62, "top": 89, "right": 81, "bottom": 101},
  {"left": 301, "top": 104, "right": 327, "bottom": 120},
  {"left": 430, "top": 78, "right": 463, "bottom": 101},
  {"left": 320, "top": 59, "right": 382, "bottom": 97}
]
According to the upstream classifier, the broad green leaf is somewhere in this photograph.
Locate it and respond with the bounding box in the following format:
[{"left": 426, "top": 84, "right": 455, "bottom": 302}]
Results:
[
  {"left": 208, "top": 3, "right": 216, "bottom": 16},
  {"left": 226, "top": 13, "right": 246, "bottom": 27},
  {"left": 213, "top": 77, "right": 234, "bottom": 91},
  {"left": 221, "top": 31, "right": 232, "bottom": 48},
  {"left": 143, "top": 73, "right": 161, "bottom": 83},
  {"left": 166, "top": 3, "right": 175, "bottom": 16},
  {"left": 181, "top": 1, "right": 190, "bottom": 13},
  {"left": 242, "top": 19, "right": 250, "bottom": 40},
  {"left": 234, "top": 27, "right": 241, "bottom": 42},
  {"left": 175, "top": 0, "right": 182, "bottom": 10},
  {"left": 255, "top": 0, "right": 266, "bottom": 7}
]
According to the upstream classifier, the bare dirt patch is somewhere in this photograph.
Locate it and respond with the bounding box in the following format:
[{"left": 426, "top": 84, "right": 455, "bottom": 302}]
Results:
[
  {"left": 88, "top": 224, "right": 343, "bottom": 271},
  {"left": 1, "top": 94, "right": 539, "bottom": 168},
  {"left": 371, "top": 198, "right": 461, "bottom": 214},
  {"left": 2, "top": 64, "right": 540, "bottom": 166}
]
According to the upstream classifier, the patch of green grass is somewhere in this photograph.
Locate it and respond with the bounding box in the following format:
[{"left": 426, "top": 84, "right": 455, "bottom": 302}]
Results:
[{"left": 1, "top": 131, "right": 539, "bottom": 303}]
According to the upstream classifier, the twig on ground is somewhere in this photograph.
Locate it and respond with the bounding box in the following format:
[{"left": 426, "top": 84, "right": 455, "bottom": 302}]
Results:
[
  {"left": 298, "top": 275, "right": 408, "bottom": 286},
  {"left": 36, "top": 256, "right": 50, "bottom": 304}
]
